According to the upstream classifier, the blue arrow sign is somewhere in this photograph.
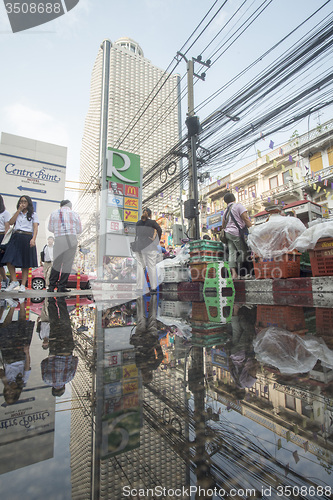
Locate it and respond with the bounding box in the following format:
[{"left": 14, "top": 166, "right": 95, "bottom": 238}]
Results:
[{"left": 18, "top": 186, "right": 46, "bottom": 194}]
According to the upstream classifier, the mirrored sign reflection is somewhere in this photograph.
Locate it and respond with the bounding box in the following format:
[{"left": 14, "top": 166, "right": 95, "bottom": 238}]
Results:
[{"left": 0, "top": 294, "right": 333, "bottom": 499}]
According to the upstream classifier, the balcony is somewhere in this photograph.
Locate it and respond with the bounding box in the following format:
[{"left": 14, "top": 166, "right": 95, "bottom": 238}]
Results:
[{"left": 260, "top": 181, "right": 302, "bottom": 202}]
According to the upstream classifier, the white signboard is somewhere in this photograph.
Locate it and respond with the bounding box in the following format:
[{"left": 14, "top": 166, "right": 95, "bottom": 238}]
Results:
[
  {"left": 107, "top": 194, "right": 124, "bottom": 208},
  {"left": 106, "top": 220, "right": 124, "bottom": 233},
  {"left": 1, "top": 154, "right": 65, "bottom": 203}
]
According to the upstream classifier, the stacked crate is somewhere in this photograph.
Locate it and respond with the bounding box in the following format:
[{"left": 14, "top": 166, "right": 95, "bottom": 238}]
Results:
[
  {"left": 188, "top": 241, "right": 235, "bottom": 325},
  {"left": 203, "top": 262, "right": 235, "bottom": 324},
  {"left": 189, "top": 240, "right": 225, "bottom": 283},
  {"left": 161, "top": 264, "right": 191, "bottom": 319},
  {"left": 256, "top": 305, "right": 306, "bottom": 333},
  {"left": 309, "top": 238, "right": 333, "bottom": 276},
  {"left": 253, "top": 251, "right": 301, "bottom": 279}
]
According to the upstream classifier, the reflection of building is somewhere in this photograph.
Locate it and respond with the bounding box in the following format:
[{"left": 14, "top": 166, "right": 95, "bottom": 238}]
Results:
[
  {"left": 212, "top": 363, "right": 333, "bottom": 465},
  {"left": 0, "top": 319, "right": 55, "bottom": 474},
  {"left": 70, "top": 307, "right": 95, "bottom": 499},
  {"left": 100, "top": 369, "right": 188, "bottom": 498},
  {"left": 97, "top": 297, "right": 188, "bottom": 497},
  {"left": 79, "top": 37, "right": 181, "bottom": 243},
  {"left": 206, "top": 120, "right": 333, "bottom": 226},
  {"left": 0, "top": 132, "right": 66, "bottom": 248}
]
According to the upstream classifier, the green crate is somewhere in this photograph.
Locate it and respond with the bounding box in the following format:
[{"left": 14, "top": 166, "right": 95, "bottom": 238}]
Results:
[
  {"left": 191, "top": 334, "right": 230, "bottom": 347},
  {"left": 189, "top": 240, "right": 223, "bottom": 251},
  {"left": 203, "top": 262, "right": 235, "bottom": 296},
  {"left": 189, "top": 255, "right": 221, "bottom": 263},
  {"left": 203, "top": 262, "right": 235, "bottom": 323}
]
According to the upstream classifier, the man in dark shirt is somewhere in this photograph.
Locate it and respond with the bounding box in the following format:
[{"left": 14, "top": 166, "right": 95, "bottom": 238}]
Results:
[{"left": 134, "top": 207, "right": 162, "bottom": 294}]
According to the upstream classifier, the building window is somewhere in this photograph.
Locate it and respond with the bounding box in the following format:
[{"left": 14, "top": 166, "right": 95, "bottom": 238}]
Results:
[
  {"left": 238, "top": 189, "right": 246, "bottom": 202},
  {"left": 285, "top": 394, "right": 296, "bottom": 411},
  {"left": 269, "top": 175, "right": 278, "bottom": 189},
  {"left": 248, "top": 185, "right": 256, "bottom": 199},
  {"left": 327, "top": 146, "right": 333, "bottom": 167},
  {"left": 261, "top": 385, "right": 269, "bottom": 399},
  {"left": 282, "top": 171, "right": 291, "bottom": 184},
  {"left": 301, "top": 400, "right": 313, "bottom": 418},
  {"left": 310, "top": 151, "right": 323, "bottom": 173}
]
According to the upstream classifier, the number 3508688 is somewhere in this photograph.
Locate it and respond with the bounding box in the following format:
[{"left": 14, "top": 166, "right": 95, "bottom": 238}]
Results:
[{"left": 5, "top": 3, "right": 62, "bottom": 14}]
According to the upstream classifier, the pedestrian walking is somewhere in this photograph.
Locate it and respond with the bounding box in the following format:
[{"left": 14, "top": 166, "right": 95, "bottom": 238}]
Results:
[
  {"left": 0, "top": 195, "right": 10, "bottom": 290},
  {"left": 2, "top": 195, "right": 39, "bottom": 292},
  {"left": 133, "top": 207, "right": 162, "bottom": 294},
  {"left": 47, "top": 200, "right": 82, "bottom": 293},
  {"left": 0, "top": 299, "right": 33, "bottom": 405},
  {"left": 130, "top": 295, "right": 163, "bottom": 384},
  {"left": 40, "top": 236, "right": 54, "bottom": 286},
  {"left": 221, "top": 192, "right": 252, "bottom": 280}
]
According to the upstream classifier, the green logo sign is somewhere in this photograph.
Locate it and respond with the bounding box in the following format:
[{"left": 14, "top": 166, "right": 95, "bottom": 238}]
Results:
[{"left": 107, "top": 148, "right": 140, "bottom": 187}]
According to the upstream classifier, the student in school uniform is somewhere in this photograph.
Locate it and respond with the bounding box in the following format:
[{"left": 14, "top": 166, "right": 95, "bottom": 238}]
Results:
[{"left": 2, "top": 195, "right": 38, "bottom": 293}]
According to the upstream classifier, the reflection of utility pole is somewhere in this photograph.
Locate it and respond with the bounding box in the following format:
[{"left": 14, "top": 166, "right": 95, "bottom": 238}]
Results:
[
  {"left": 177, "top": 53, "right": 210, "bottom": 240},
  {"left": 188, "top": 346, "right": 216, "bottom": 498}
]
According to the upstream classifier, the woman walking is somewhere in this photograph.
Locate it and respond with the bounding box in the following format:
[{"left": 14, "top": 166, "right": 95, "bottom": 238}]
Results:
[
  {"left": 0, "top": 195, "right": 11, "bottom": 289},
  {"left": 2, "top": 195, "right": 39, "bottom": 292}
]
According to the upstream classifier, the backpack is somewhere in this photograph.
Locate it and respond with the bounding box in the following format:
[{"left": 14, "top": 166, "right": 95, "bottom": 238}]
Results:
[{"left": 40, "top": 245, "right": 47, "bottom": 262}]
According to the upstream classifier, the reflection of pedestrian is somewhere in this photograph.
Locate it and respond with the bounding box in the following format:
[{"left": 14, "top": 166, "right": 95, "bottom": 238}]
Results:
[
  {"left": 41, "top": 297, "right": 78, "bottom": 396},
  {"left": 134, "top": 208, "right": 162, "bottom": 294},
  {"left": 3, "top": 195, "right": 39, "bottom": 292},
  {"left": 41, "top": 236, "right": 54, "bottom": 287},
  {"left": 228, "top": 304, "right": 259, "bottom": 399},
  {"left": 130, "top": 295, "right": 163, "bottom": 384},
  {"left": 36, "top": 298, "right": 50, "bottom": 350},
  {"left": 0, "top": 195, "right": 10, "bottom": 290},
  {"left": 47, "top": 200, "right": 82, "bottom": 293},
  {"left": 221, "top": 193, "right": 252, "bottom": 280},
  {"left": 0, "top": 300, "right": 34, "bottom": 405}
]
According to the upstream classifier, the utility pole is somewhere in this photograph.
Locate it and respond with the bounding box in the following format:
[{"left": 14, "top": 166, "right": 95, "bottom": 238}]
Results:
[
  {"left": 177, "top": 53, "right": 210, "bottom": 240},
  {"left": 187, "top": 58, "right": 200, "bottom": 240}
]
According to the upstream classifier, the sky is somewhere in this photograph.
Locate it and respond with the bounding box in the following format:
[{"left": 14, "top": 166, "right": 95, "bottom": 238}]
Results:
[{"left": 0, "top": 0, "right": 332, "bottom": 202}]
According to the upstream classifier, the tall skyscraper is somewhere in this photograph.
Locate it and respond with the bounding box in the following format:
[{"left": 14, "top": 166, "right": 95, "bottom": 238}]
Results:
[{"left": 79, "top": 37, "right": 181, "bottom": 239}]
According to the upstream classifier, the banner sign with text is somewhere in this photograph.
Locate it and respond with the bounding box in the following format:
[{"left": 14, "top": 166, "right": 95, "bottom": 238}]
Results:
[{"left": 105, "top": 148, "right": 141, "bottom": 256}]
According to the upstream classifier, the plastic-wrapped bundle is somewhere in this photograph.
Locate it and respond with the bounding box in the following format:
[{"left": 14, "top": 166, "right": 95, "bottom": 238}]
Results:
[
  {"left": 253, "top": 327, "right": 333, "bottom": 374},
  {"left": 291, "top": 219, "right": 333, "bottom": 252},
  {"left": 247, "top": 215, "right": 306, "bottom": 258}
]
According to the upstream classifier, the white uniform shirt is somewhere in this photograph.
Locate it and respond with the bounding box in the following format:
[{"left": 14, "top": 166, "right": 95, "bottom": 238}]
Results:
[
  {"left": 44, "top": 244, "right": 54, "bottom": 261},
  {"left": 5, "top": 361, "right": 31, "bottom": 384},
  {"left": 0, "top": 210, "right": 10, "bottom": 232},
  {"left": 40, "top": 322, "right": 50, "bottom": 339},
  {"left": 14, "top": 211, "right": 39, "bottom": 232}
]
